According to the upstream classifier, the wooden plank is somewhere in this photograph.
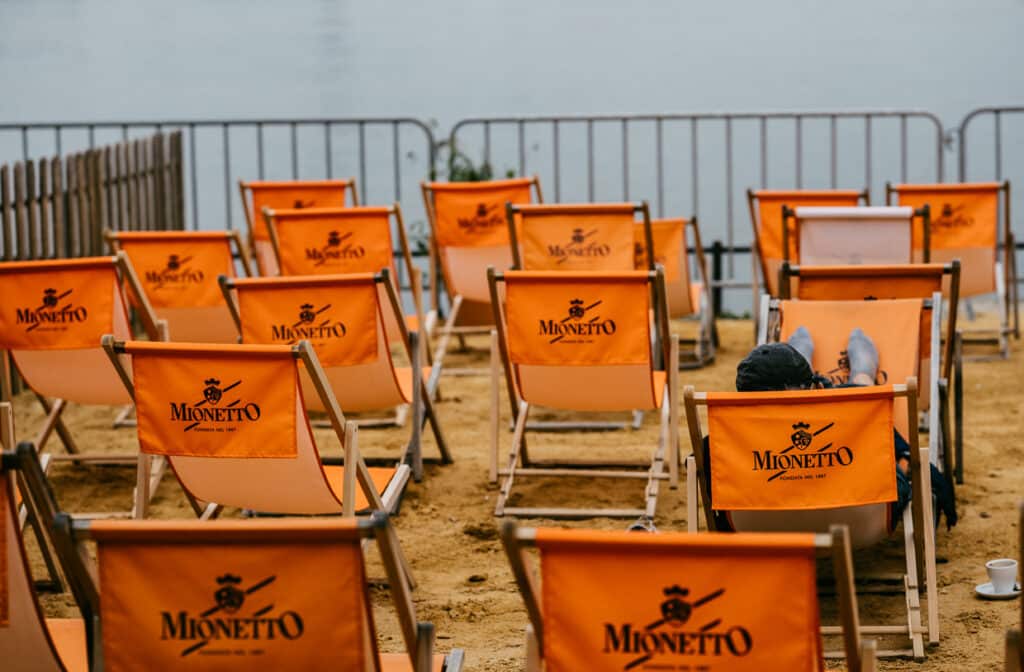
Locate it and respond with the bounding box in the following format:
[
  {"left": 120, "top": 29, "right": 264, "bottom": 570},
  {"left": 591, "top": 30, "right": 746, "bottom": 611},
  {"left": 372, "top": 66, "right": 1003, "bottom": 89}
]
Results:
[
  {"left": 127, "top": 140, "right": 140, "bottom": 230},
  {"left": 0, "top": 164, "right": 11, "bottom": 260},
  {"left": 39, "top": 157, "right": 51, "bottom": 258},
  {"left": 14, "top": 162, "right": 27, "bottom": 259},
  {"left": 152, "top": 132, "right": 166, "bottom": 229},
  {"left": 26, "top": 160, "right": 39, "bottom": 259},
  {"left": 116, "top": 142, "right": 129, "bottom": 230},
  {"left": 170, "top": 131, "right": 185, "bottom": 230},
  {"left": 52, "top": 157, "right": 65, "bottom": 258},
  {"left": 90, "top": 149, "right": 105, "bottom": 254},
  {"left": 67, "top": 153, "right": 81, "bottom": 258}
]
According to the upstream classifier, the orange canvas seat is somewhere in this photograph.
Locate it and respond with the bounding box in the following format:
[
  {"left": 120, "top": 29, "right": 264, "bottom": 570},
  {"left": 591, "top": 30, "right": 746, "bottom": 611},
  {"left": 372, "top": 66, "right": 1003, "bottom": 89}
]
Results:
[
  {"left": 782, "top": 205, "right": 930, "bottom": 266},
  {"left": 44, "top": 508, "right": 463, "bottom": 672},
  {"left": 238, "top": 178, "right": 358, "bottom": 276},
  {"left": 487, "top": 269, "right": 679, "bottom": 519},
  {"left": 0, "top": 255, "right": 166, "bottom": 517},
  {"left": 262, "top": 203, "right": 436, "bottom": 375},
  {"left": 889, "top": 181, "right": 1018, "bottom": 358},
  {"left": 639, "top": 216, "right": 716, "bottom": 368},
  {"left": 220, "top": 272, "right": 451, "bottom": 482},
  {"left": 101, "top": 339, "right": 410, "bottom": 520},
  {"left": 421, "top": 177, "right": 542, "bottom": 376},
  {"left": 0, "top": 440, "right": 87, "bottom": 672},
  {"left": 747, "top": 188, "right": 867, "bottom": 302},
  {"left": 502, "top": 520, "right": 877, "bottom": 671},
  {"left": 508, "top": 202, "right": 654, "bottom": 272},
  {"left": 106, "top": 230, "right": 252, "bottom": 343},
  {"left": 779, "top": 262, "right": 965, "bottom": 483},
  {"left": 683, "top": 383, "right": 938, "bottom": 660}
]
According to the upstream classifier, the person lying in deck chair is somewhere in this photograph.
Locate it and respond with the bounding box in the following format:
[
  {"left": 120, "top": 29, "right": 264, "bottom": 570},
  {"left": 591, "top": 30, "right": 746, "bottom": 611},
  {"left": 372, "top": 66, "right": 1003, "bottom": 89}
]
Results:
[{"left": 702, "top": 333, "right": 957, "bottom": 532}]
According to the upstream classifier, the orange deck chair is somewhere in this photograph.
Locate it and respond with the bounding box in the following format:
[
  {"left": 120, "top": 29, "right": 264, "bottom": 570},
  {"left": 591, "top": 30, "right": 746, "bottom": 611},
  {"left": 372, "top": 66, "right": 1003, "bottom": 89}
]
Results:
[
  {"left": 683, "top": 383, "right": 938, "bottom": 660},
  {"left": 46, "top": 508, "right": 463, "bottom": 671},
  {"left": 238, "top": 178, "right": 358, "bottom": 276},
  {"left": 501, "top": 520, "right": 877, "bottom": 672},
  {"left": 105, "top": 230, "right": 252, "bottom": 343},
  {"left": 888, "top": 181, "right": 1018, "bottom": 358},
  {"left": 747, "top": 188, "right": 868, "bottom": 301},
  {"left": 0, "top": 255, "right": 166, "bottom": 515},
  {"left": 487, "top": 269, "right": 679, "bottom": 519},
  {"left": 219, "top": 272, "right": 451, "bottom": 482},
  {"left": 0, "top": 445, "right": 88, "bottom": 672},
  {"left": 779, "top": 262, "right": 966, "bottom": 483},
  {"left": 101, "top": 339, "right": 410, "bottom": 520},
  {"left": 507, "top": 202, "right": 655, "bottom": 272},
  {"left": 262, "top": 203, "right": 437, "bottom": 381},
  {"left": 640, "top": 216, "right": 716, "bottom": 368},
  {"left": 781, "top": 205, "right": 931, "bottom": 267},
  {"left": 421, "top": 177, "right": 542, "bottom": 375}
]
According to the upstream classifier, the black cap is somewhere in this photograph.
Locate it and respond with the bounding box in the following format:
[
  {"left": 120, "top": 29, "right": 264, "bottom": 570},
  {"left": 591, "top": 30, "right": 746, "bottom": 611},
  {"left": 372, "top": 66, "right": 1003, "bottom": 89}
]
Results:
[{"left": 735, "top": 343, "right": 815, "bottom": 392}]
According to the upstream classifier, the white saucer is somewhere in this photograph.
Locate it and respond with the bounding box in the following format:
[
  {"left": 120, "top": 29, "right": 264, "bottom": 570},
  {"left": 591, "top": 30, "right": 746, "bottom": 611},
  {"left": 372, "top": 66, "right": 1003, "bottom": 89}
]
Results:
[{"left": 976, "top": 582, "right": 1021, "bottom": 600}]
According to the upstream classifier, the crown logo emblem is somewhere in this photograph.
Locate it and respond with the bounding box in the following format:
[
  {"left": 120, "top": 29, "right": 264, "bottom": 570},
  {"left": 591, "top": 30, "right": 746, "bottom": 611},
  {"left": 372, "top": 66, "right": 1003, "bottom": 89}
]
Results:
[
  {"left": 326, "top": 230, "right": 341, "bottom": 247},
  {"left": 214, "top": 574, "right": 245, "bottom": 613},
  {"left": 42, "top": 288, "right": 59, "bottom": 308},
  {"left": 660, "top": 585, "right": 693, "bottom": 626},
  {"left": 571, "top": 227, "right": 586, "bottom": 244},
  {"left": 298, "top": 303, "right": 316, "bottom": 324},
  {"left": 568, "top": 298, "right": 585, "bottom": 320},
  {"left": 203, "top": 378, "right": 223, "bottom": 405},
  {"left": 791, "top": 421, "right": 813, "bottom": 450}
]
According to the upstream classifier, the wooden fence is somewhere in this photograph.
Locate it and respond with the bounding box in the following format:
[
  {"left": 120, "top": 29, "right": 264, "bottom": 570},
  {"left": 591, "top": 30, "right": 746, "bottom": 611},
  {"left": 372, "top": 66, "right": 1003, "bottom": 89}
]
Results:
[{"left": 0, "top": 130, "right": 184, "bottom": 260}]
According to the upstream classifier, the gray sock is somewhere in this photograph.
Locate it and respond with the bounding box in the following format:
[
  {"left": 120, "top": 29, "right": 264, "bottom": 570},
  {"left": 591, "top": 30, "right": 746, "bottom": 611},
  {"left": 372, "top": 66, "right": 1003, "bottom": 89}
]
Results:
[
  {"left": 847, "top": 328, "right": 879, "bottom": 383},
  {"left": 787, "top": 326, "right": 814, "bottom": 365}
]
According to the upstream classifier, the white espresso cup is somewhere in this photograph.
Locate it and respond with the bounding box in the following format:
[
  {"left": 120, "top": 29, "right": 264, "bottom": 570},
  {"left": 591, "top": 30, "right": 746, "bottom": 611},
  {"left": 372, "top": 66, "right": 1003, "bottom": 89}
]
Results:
[{"left": 986, "top": 558, "right": 1018, "bottom": 594}]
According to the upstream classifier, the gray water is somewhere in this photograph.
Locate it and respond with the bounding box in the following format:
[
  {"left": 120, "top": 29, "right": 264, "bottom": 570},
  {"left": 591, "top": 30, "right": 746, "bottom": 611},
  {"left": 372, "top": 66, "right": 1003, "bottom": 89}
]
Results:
[{"left": 1, "top": 0, "right": 1022, "bottom": 311}]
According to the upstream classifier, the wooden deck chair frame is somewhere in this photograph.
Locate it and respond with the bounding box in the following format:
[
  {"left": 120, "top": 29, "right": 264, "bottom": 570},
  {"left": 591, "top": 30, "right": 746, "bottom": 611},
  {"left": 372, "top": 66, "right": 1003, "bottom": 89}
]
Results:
[
  {"left": 486, "top": 268, "right": 679, "bottom": 519},
  {"left": 781, "top": 205, "right": 931, "bottom": 265},
  {"left": 1, "top": 444, "right": 88, "bottom": 672},
  {"left": 505, "top": 201, "right": 660, "bottom": 432},
  {"left": 43, "top": 505, "right": 462, "bottom": 672},
  {"left": 759, "top": 294, "right": 947, "bottom": 479},
  {"left": 1, "top": 401, "right": 63, "bottom": 596},
  {"left": 104, "top": 228, "right": 253, "bottom": 348},
  {"left": 218, "top": 270, "right": 452, "bottom": 482},
  {"left": 0, "top": 254, "right": 168, "bottom": 519},
  {"left": 501, "top": 520, "right": 877, "bottom": 671},
  {"left": 237, "top": 178, "right": 359, "bottom": 276},
  {"left": 747, "top": 188, "right": 870, "bottom": 337},
  {"left": 421, "top": 176, "right": 544, "bottom": 380},
  {"left": 682, "top": 380, "right": 938, "bottom": 660},
  {"left": 101, "top": 338, "right": 411, "bottom": 522},
  {"left": 262, "top": 203, "right": 437, "bottom": 376},
  {"left": 887, "top": 180, "right": 1019, "bottom": 360},
  {"left": 779, "top": 262, "right": 967, "bottom": 484},
  {"left": 657, "top": 215, "right": 717, "bottom": 369}
]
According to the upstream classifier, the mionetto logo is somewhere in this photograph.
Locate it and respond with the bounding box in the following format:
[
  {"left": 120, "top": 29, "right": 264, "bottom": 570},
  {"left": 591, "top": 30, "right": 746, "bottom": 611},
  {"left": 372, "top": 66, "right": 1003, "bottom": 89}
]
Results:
[
  {"left": 15, "top": 288, "right": 87, "bottom": 333},
  {"left": 145, "top": 254, "right": 205, "bottom": 289},
  {"left": 169, "top": 378, "right": 261, "bottom": 433},
  {"left": 457, "top": 202, "right": 504, "bottom": 234},
  {"left": 160, "top": 573, "right": 304, "bottom": 658},
  {"left": 269, "top": 302, "right": 347, "bottom": 344},
  {"left": 304, "top": 230, "right": 365, "bottom": 266},
  {"left": 538, "top": 298, "right": 616, "bottom": 345},
  {"left": 751, "top": 420, "right": 855, "bottom": 482},
  {"left": 932, "top": 202, "right": 973, "bottom": 230},
  {"left": 546, "top": 227, "right": 611, "bottom": 264},
  {"left": 603, "top": 584, "right": 751, "bottom": 669}
]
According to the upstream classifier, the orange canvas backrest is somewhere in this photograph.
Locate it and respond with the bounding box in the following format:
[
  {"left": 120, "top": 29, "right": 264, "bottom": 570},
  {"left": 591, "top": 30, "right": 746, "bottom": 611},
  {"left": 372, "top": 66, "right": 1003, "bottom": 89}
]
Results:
[
  {"left": 127, "top": 342, "right": 300, "bottom": 459},
  {"left": 231, "top": 275, "right": 381, "bottom": 368},
  {"left": 427, "top": 177, "right": 535, "bottom": 248},
  {"left": 267, "top": 206, "right": 397, "bottom": 277},
  {"left": 504, "top": 271, "right": 652, "bottom": 367},
  {"left": 242, "top": 180, "right": 354, "bottom": 242},
  {"left": 534, "top": 528, "right": 822, "bottom": 672},
  {"left": 0, "top": 257, "right": 126, "bottom": 351},
  {"left": 750, "top": 189, "right": 863, "bottom": 296},
  {"left": 792, "top": 264, "right": 945, "bottom": 302},
  {"left": 891, "top": 182, "right": 1002, "bottom": 296},
  {"left": 706, "top": 386, "right": 897, "bottom": 511},
  {"left": 88, "top": 519, "right": 377, "bottom": 670},
  {"left": 515, "top": 204, "right": 639, "bottom": 271},
  {"left": 111, "top": 232, "right": 238, "bottom": 309},
  {"left": 638, "top": 218, "right": 695, "bottom": 316},
  {"left": 777, "top": 298, "right": 922, "bottom": 436}
]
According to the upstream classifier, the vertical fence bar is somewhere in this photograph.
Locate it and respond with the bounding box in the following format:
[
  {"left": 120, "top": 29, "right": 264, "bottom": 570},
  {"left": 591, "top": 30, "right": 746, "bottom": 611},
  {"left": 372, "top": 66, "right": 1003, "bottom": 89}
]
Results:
[
  {"left": 358, "top": 121, "right": 367, "bottom": 203},
  {"left": 257, "top": 123, "right": 265, "bottom": 180},
  {"left": 14, "top": 162, "right": 27, "bottom": 259},
  {"left": 38, "top": 157, "right": 51, "bottom": 258},
  {"left": 20, "top": 127, "right": 28, "bottom": 163},
  {"left": 655, "top": 118, "right": 664, "bottom": 217},
  {"left": 724, "top": 117, "right": 734, "bottom": 275},
  {"left": 484, "top": 121, "right": 492, "bottom": 167},
  {"left": 552, "top": 120, "right": 560, "bottom": 202},
  {"left": 759, "top": 117, "right": 767, "bottom": 188},
  {"left": 392, "top": 122, "right": 401, "bottom": 202},
  {"left": 54, "top": 128, "right": 62, "bottom": 160},
  {"left": 795, "top": 117, "right": 803, "bottom": 188},
  {"left": 864, "top": 115, "right": 872, "bottom": 193},
  {"left": 690, "top": 119, "right": 699, "bottom": 216},
  {"left": 188, "top": 124, "right": 199, "bottom": 229},
  {"left": 586, "top": 120, "right": 594, "bottom": 201},
  {"left": 26, "top": 160, "right": 38, "bottom": 258},
  {"left": 52, "top": 157, "right": 64, "bottom": 256},
  {"left": 290, "top": 122, "right": 299, "bottom": 179},
  {"left": 830, "top": 115, "right": 837, "bottom": 189},
  {"left": 88, "top": 125, "right": 95, "bottom": 149},
  {"left": 710, "top": 240, "right": 723, "bottom": 316},
  {"left": 994, "top": 111, "right": 1003, "bottom": 181},
  {"left": 900, "top": 114, "right": 908, "bottom": 183},
  {"left": 222, "top": 123, "right": 232, "bottom": 230},
  {"left": 0, "top": 165, "right": 9, "bottom": 260},
  {"left": 326, "top": 122, "right": 334, "bottom": 180},
  {"left": 621, "top": 119, "right": 629, "bottom": 201},
  {"left": 517, "top": 120, "right": 525, "bottom": 177}
]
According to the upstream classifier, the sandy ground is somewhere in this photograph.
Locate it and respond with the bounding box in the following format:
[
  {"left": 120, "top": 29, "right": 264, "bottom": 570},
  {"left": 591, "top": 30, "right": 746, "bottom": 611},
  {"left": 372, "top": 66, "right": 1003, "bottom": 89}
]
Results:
[{"left": 14, "top": 314, "right": 1023, "bottom": 670}]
